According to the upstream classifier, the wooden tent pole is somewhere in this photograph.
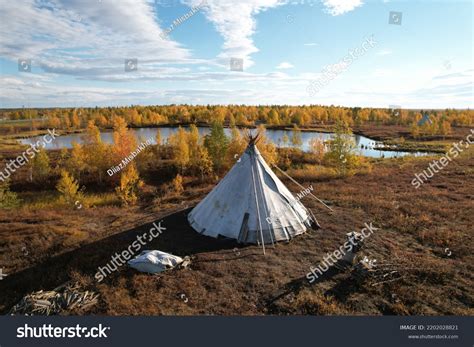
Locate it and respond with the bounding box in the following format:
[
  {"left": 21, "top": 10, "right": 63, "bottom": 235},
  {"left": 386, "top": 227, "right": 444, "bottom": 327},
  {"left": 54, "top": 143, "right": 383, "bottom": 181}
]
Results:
[
  {"left": 254, "top": 156, "right": 275, "bottom": 247},
  {"left": 251, "top": 150, "right": 266, "bottom": 255}
]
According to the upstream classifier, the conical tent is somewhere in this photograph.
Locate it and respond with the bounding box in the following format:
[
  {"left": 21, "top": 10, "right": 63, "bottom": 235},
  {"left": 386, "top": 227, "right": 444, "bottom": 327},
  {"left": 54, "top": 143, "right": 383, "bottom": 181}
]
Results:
[
  {"left": 418, "top": 113, "right": 433, "bottom": 126},
  {"left": 188, "top": 137, "right": 314, "bottom": 245}
]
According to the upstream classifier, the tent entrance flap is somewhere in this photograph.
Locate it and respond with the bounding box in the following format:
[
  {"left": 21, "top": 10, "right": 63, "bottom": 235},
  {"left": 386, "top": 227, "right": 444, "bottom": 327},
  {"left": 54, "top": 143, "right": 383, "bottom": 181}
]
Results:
[{"left": 237, "top": 213, "right": 250, "bottom": 243}]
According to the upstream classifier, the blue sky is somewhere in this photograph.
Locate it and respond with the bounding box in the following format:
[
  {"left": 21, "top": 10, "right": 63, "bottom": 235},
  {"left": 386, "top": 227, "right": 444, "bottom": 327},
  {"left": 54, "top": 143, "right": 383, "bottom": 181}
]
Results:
[{"left": 0, "top": 0, "right": 472, "bottom": 108}]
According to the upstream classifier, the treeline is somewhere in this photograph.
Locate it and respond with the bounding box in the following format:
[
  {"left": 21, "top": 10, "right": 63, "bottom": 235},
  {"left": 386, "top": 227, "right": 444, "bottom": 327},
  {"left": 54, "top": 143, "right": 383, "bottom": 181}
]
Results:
[{"left": 2, "top": 105, "right": 472, "bottom": 135}]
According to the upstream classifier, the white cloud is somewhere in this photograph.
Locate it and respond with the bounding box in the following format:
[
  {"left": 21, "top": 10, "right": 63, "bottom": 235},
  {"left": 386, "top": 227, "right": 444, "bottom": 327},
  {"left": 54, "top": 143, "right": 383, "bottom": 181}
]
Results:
[
  {"left": 0, "top": 0, "right": 191, "bottom": 76},
  {"left": 182, "top": 1, "right": 362, "bottom": 66},
  {"left": 0, "top": 0, "right": 362, "bottom": 81},
  {"left": 345, "top": 68, "right": 473, "bottom": 108},
  {"left": 2, "top": 67, "right": 472, "bottom": 108},
  {"left": 276, "top": 62, "right": 294, "bottom": 69},
  {"left": 183, "top": 0, "right": 285, "bottom": 67},
  {"left": 304, "top": 43, "right": 318, "bottom": 46},
  {"left": 321, "top": 0, "right": 363, "bottom": 16}
]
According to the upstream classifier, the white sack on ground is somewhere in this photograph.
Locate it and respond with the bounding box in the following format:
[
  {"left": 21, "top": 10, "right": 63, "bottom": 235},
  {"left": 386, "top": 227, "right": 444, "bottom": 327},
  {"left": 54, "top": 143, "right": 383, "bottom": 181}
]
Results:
[{"left": 128, "top": 250, "right": 183, "bottom": 274}]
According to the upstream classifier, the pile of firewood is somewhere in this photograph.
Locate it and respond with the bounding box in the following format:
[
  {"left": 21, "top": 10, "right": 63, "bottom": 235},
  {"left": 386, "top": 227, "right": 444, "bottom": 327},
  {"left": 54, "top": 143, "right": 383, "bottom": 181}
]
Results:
[
  {"left": 9, "top": 283, "right": 99, "bottom": 315},
  {"left": 350, "top": 259, "right": 409, "bottom": 286}
]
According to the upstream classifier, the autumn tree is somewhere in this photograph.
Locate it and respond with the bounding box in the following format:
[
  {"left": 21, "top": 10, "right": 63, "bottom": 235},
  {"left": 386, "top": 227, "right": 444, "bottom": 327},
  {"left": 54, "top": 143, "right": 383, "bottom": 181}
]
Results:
[
  {"left": 204, "top": 122, "right": 229, "bottom": 172},
  {"left": 196, "top": 146, "right": 213, "bottom": 180},
  {"left": 58, "top": 148, "right": 69, "bottom": 169},
  {"left": 228, "top": 113, "right": 236, "bottom": 127},
  {"left": 172, "top": 174, "right": 184, "bottom": 195},
  {"left": 309, "top": 137, "right": 326, "bottom": 164},
  {"left": 150, "top": 112, "right": 166, "bottom": 125},
  {"left": 112, "top": 115, "right": 137, "bottom": 162},
  {"left": 148, "top": 129, "right": 163, "bottom": 163},
  {"left": 155, "top": 129, "right": 162, "bottom": 146},
  {"left": 66, "top": 142, "right": 86, "bottom": 181},
  {"left": 169, "top": 126, "right": 190, "bottom": 172},
  {"left": 323, "top": 122, "right": 358, "bottom": 176},
  {"left": 0, "top": 179, "right": 20, "bottom": 208},
  {"left": 96, "top": 114, "right": 109, "bottom": 128},
  {"left": 187, "top": 124, "right": 212, "bottom": 177},
  {"left": 255, "top": 125, "right": 278, "bottom": 165},
  {"left": 82, "top": 120, "right": 110, "bottom": 183},
  {"left": 56, "top": 170, "right": 82, "bottom": 207},
  {"left": 213, "top": 107, "right": 227, "bottom": 124},
  {"left": 291, "top": 125, "right": 302, "bottom": 146},
  {"left": 48, "top": 115, "right": 61, "bottom": 129},
  {"left": 225, "top": 127, "right": 247, "bottom": 168},
  {"left": 188, "top": 124, "right": 200, "bottom": 158},
  {"left": 116, "top": 164, "right": 142, "bottom": 206},
  {"left": 72, "top": 109, "right": 81, "bottom": 129},
  {"left": 268, "top": 109, "right": 280, "bottom": 125},
  {"left": 129, "top": 109, "right": 142, "bottom": 126},
  {"left": 31, "top": 147, "right": 51, "bottom": 182},
  {"left": 410, "top": 122, "right": 420, "bottom": 138},
  {"left": 439, "top": 120, "right": 452, "bottom": 137},
  {"left": 62, "top": 114, "right": 72, "bottom": 129}
]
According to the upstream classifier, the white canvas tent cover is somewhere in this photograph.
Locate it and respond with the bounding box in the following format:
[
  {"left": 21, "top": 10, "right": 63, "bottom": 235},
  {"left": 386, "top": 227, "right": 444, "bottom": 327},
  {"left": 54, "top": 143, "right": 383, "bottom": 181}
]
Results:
[
  {"left": 188, "top": 138, "right": 313, "bottom": 245},
  {"left": 418, "top": 113, "right": 433, "bottom": 126},
  {"left": 128, "top": 250, "right": 183, "bottom": 274}
]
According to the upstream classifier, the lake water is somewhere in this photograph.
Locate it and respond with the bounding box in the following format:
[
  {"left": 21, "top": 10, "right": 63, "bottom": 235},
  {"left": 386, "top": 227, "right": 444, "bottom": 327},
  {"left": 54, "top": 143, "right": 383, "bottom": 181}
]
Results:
[{"left": 19, "top": 126, "right": 430, "bottom": 158}]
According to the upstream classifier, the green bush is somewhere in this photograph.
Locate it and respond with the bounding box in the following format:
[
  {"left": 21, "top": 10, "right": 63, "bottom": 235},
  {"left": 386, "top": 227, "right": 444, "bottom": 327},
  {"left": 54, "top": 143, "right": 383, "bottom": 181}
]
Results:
[
  {"left": 323, "top": 122, "right": 371, "bottom": 176},
  {"left": 0, "top": 179, "right": 20, "bottom": 209}
]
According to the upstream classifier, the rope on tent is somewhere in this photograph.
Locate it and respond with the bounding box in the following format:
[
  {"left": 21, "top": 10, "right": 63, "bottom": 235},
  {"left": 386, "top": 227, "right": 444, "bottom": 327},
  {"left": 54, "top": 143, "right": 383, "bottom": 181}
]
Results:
[
  {"left": 251, "top": 153, "right": 266, "bottom": 255},
  {"left": 272, "top": 163, "right": 334, "bottom": 212},
  {"left": 254, "top": 158, "right": 275, "bottom": 248}
]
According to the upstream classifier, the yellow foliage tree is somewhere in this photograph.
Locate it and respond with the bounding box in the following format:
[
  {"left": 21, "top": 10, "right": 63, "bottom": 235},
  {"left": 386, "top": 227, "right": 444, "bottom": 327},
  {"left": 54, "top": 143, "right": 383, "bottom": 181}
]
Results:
[
  {"left": 82, "top": 121, "right": 110, "bottom": 183},
  {"left": 323, "top": 122, "right": 365, "bottom": 176},
  {"left": 31, "top": 147, "right": 51, "bottom": 182},
  {"left": 291, "top": 125, "right": 303, "bottom": 146},
  {"left": 169, "top": 127, "right": 190, "bottom": 172},
  {"left": 48, "top": 115, "right": 61, "bottom": 129},
  {"left": 172, "top": 174, "right": 184, "bottom": 195},
  {"left": 188, "top": 124, "right": 200, "bottom": 157},
  {"left": 255, "top": 125, "right": 278, "bottom": 165},
  {"left": 155, "top": 129, "right": 162, "bottom": 146},
  {"left": 410, "top": 122, "right": 420, "bottom": 138},
  {"left": 225, "top": 127, "right": 247, "bottom": 169},
  {"left": 66, "top": 142, "right": 86, "bottom": 181},
  {"left": 62, "top": 114, "right": 72, "bottom": 129},
  {"left": 115, "top": 164, "right": 142, "bottom": 205},
  {"left": 112, "top": 116, "right": 137, "bottom": 162},
  {"left": 0, "top": 179, "right": 20, "bottom": 209},
  {"left": 309, "top": 137, "right": 326, "bottom": 164},
  {"left": 439, "top": 120, "right": 452, "bottom": 136},
  {"left": 56, "top": 170, "right": 82, "bottom": 207},
  {"left": 72, "top": 109, "right": 81, "bottom": 129},
  {"left": 196, "top": 146, "right": 213, "bottom": 180},
  {"left": 129, "top": 109, "right": 142, "bottom": 126}
]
